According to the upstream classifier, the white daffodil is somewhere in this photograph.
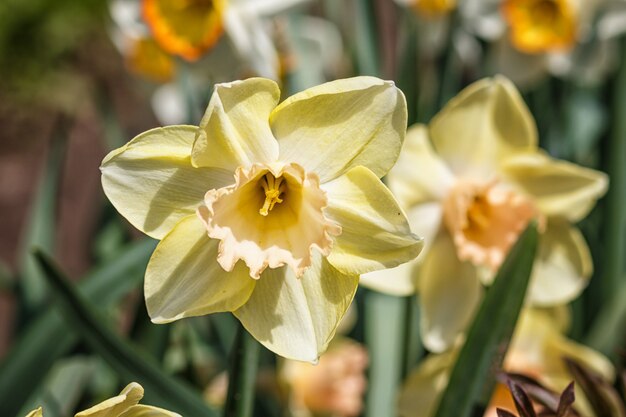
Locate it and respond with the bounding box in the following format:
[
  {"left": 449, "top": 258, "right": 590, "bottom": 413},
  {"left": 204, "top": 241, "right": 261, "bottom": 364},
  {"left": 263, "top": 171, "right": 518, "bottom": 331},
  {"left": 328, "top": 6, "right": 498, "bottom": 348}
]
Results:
[
  {"left": 100, "top": 77, "right": 422, "bottom": 362},
  {"left": 362, "top": 76, "right": 607, "bottom": 353}
]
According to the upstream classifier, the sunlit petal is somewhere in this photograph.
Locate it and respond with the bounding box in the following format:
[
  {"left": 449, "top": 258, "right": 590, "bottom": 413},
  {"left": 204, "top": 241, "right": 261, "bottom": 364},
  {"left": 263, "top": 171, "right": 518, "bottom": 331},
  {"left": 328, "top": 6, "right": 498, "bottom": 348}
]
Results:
[
  {"left": 192, "top": 78, "right": 280, "bottom": 170},
  {"left": 503, "top": 151, "right": 608, "bottom": 222},
  {"left": 100, "top": 125, "right": 233, "bottom": 239},
  {"left": 323, "top": 166, "right": 423, "bottom": 276},
  {"left": 75, "top": 383, "right": 143, "bottom": 417},
  {"left": 387, "top": 124, "right": 455, "bottom": 208},
  {"left": 528, "top": 218, "right": 592, "bottom": 305},
  {"left": 234, "top": 253, "right": 359, "bottom": 363},
  {"left": 271, "top": 77, "right": 407, "bottom": 182},
  {"left": 429, "top": 76, "right": 537, "bottom": 179},
  {"left": 419, "top": 232, "right": 483, "bottom": 353},
  {"left": 145, "top": 215, "right": 256, "bottom": 323}
]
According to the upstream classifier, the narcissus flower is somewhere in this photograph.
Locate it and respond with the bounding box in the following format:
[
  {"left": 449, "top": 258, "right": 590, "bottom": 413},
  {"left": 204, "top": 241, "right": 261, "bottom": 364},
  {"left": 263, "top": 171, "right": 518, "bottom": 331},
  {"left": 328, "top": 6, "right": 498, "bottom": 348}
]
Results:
[
  {"left": 362, "top": 76, "right": 607, "bottom": 352},
  {"left": 101, "top": 77, "right": 422, "bottom": 362},
  {"left": 501, "top": 0, "right": 577, "bottom": 54},
  {"left": 395, "top": 0, "right": 457, "bottom": 17},
  {"left": 25, "top": 383, "right": 180, "bottom": 417},
  {"left": 397, "top": 308, "right": 615, "bottom": 417}
]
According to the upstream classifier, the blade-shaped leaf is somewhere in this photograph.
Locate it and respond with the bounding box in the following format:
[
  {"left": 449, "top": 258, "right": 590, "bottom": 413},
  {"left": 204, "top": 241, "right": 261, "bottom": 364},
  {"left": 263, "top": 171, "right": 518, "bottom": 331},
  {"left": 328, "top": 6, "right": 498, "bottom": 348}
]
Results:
[
  {"left": 0, "top": 238, "right": 155, "bottom": 417},
  {"left": 33, "top": 249, "right": 218, "bottom": 417},
  {"left": 19, "top": 135, "right": 64, "bottom": 309},
  {"left": 433, "top": 223, "right": 538, "bottom": 417}
]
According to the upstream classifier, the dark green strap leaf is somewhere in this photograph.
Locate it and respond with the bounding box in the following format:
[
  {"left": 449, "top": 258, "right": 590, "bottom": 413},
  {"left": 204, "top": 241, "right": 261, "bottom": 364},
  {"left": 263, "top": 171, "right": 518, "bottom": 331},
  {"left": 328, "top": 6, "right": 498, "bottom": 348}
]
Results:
[
  {"left": 0, "top": 238, "right": 156, "bottom": 417},
  {"left": 33, "top": 249, "right": 218, "bottom": 417},
  {"left": 433, "top": 223, "right": 538, "bottom": 417}
]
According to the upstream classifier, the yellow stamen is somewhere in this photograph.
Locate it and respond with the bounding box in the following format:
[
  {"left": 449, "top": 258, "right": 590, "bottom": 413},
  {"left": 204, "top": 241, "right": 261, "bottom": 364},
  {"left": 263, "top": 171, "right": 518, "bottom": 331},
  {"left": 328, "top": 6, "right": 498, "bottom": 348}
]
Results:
[{"left": 259, "top": 173, "right": 285, "bottom": 216}]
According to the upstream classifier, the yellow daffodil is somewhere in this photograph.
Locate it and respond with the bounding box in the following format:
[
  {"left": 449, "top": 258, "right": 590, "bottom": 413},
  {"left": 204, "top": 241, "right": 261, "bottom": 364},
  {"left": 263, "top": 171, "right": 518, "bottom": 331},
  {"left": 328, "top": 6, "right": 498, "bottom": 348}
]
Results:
[
  {"left": 101, "top": 77, "right": 422, "bottom": 362},
  {"left": 501, "top": 0, "right": 577, "bottom": 54},
  {"left": 143, "top": 0, "right": 227, "bottom": 61},
  {"left": 395, "top": 0, "right": 457, "bottom": 17},
  {"left": 398, "top": 308, "right": 615, "bottom": 417},
  {"left": 362, "top": 76, "right": 607, "bottom": 353},
  {"left": 24, "top": 383, "right": 180, "bottom": 417}
]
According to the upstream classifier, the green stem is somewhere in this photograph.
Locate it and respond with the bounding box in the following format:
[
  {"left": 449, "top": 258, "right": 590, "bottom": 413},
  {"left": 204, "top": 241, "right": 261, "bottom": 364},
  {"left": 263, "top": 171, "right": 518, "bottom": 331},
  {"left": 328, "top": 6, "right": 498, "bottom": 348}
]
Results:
[
  {"left": 602, "top": 38, "right": 626, "bottom": 304},
  {"left": 224, "top": 322, "right": 260, "bottom": 417}
]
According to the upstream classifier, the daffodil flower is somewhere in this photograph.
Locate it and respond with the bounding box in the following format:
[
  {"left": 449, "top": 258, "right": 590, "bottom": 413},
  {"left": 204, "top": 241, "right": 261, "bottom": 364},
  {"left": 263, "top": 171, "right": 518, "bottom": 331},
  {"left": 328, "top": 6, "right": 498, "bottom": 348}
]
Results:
[
  {"left": 461, "top": 0, "right": 626, "bottom": 85},
  {"left": 395, "top": 0, "right": 457, "bottom": 18},
  {"left": 24, "top": 383, "right": 180, "bottom": 417},
  {"left": 362, "top": 76, "right": 607, "bottom": 353},
  {"left": 397, "top": 308, "right": 615, "bottom": 417},
  {"left": 101, "top": 77, "right": 422, "bottom": 362}
]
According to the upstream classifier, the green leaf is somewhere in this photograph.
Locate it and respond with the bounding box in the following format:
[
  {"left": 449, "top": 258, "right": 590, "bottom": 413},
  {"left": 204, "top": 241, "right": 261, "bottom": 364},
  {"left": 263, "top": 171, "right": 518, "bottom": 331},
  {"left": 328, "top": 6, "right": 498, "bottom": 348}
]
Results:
[
  {"left": 19, "top": 135, "right": 64, "bottom": 309},
  {"left": 224, "top": 322, "right": 260, "bottom": 417},
  {"left": 365, "top": 291, "right": 405, "bottom": 417},
  {"left": 0, "top": 238, "right": 155, "bottom": 417},
  {"left": 433, "top": 223, "right": 539, "bottom": 417},
  {"left": 33, "top": 249, "right": 218, "bottom": 417}
]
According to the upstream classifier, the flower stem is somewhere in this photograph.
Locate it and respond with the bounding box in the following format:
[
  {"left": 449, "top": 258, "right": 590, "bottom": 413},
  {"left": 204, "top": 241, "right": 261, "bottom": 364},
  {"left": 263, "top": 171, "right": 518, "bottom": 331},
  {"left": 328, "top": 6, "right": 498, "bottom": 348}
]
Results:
[{"left": 223, "top": 322, "right": 260, "bottom": 417}]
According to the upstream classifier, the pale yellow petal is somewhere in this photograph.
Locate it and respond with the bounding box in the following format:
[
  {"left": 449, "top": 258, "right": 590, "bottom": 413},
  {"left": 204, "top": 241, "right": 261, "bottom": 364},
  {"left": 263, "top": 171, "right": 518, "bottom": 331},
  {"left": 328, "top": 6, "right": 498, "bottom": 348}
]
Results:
[
  {"left": 359, "top": 260, "right": 418, "bottom": 296},
  {"left": 419, "top": 232, "right": 483, "bottom": 353},
  {"left": 398, "top": 349, "right": 458, "bottom": 417},
  {"left": 24, "top": 408, "right": 43, "bottom": 417},
  {"left": 191, "top": 78, "right": 280, "bottom": 170},
  {"left": 322, "top": 166, "right": 423, "bottom": 276},
  {"left": 101, "top": 125, "right": 233, "bottom": 239},
  {"left": 359, "top": 203, "right": 442, "bottom": 296},
  {"left": 270, "top": 76, "right": 407, "bottom": 182},
  {"left": 145, "top": 215, "right": 256, "bottom": 323},
  {"left": 429, "top": 76, "right": 537, "bottom": 179},
  {"left": 120, "top": 405, "right": 182, "bottom": 417},
  {"left": 502, "top": 152, "right": 608, "bottom": 222},
  {"left": 387, "top": 124, "right": 455, "bottom": 208},
  {"left": 75, "top": 383, "right": 143, "bottom": 417},
  {"left": 234, "top": 253, "right": 359, "bottom": 362},
  {"left": 528, "top": 219, "right": 592, "bottom": 306}
]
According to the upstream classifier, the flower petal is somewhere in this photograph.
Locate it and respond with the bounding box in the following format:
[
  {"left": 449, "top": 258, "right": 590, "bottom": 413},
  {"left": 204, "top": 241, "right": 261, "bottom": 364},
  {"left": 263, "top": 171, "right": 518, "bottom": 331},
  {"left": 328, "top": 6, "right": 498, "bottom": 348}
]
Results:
[
  {"left": 75, "top": 383, "right": 143, "bottom": 417},
  {"left": 322, "top": 166, "right": 423, "bottom": 276},
  {"left": 398, "top": 349, "right": 457, "bottom": 417},
  {"left": 270, "top": 76, "right": 407, "bottom": 182},
  {"left": 419, "top": 232, "right": 483, "bottom": 353},
  {"left": 502, "top": 152, "right": 608, "bottom": 222},
  {"left": 101, "top": 125, "right": 233, "bottom": 239},
  {"left": 528, "top": 219, "right": 593, "bottom": 306},
  {"left": 145, "top": 215, "right": 256, "bottom": 323},
  {"left": 429, "top": 76, "right": 537, "bottom": 179},
  {"left": 234, "top": 253, "right": 359, "bottom": 362},
  {"left": 359, "top": 203, "right": 442, "bottom": 296},
  {"left": 191, "top": 78, "right": 280, "bottom": 170},
  {"left": 387, "top": 124, "right": 455, "bottom": 208},
  {"left": 121, "top": 405, "right": 182, "bottom": 417},
  {"left": 24, "top": 408, "right": 43, "bottom": 417}
]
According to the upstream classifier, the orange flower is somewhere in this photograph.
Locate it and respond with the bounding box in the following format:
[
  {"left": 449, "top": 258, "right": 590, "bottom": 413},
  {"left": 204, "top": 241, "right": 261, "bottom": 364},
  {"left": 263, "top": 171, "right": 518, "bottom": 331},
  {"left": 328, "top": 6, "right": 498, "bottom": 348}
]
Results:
[
  {"left": 502, "top": 0, "right": 577, "bottom": 54},
  {"left": 143, "top": 0, "right": 227, "bottom": 61}
]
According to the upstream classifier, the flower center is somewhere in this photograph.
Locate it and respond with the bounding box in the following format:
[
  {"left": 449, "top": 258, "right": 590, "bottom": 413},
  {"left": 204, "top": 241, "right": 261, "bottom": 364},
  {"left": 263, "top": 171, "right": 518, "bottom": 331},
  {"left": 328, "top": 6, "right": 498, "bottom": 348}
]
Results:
[
  {"left": 443, "top": 180, "right": 540, "bottom": 271},
  {"left": 259, "top": 173, "right": 285, "bottom": 216},
  {"left": 502, "top": 0, "right": 577, "bottom": 54},
  {"left": 198, "top": 163, "right": 341, "bottom": 279}
]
